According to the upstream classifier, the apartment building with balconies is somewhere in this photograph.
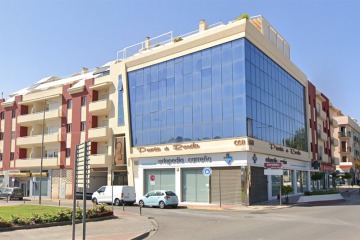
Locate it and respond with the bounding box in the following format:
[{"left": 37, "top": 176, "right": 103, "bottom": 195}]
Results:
[
  {"left": 307, "top": 82, "right": 340, "bottom": 189},
  {"left": 333, "top": 115, "right": 360, "bottom": 180},
  {"left": 0, "top": 63, "right": 128, "bottom": 199}
]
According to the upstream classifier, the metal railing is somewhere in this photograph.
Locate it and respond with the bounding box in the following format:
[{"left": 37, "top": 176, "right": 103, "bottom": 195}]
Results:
[{"left": 116, "top": 21, "right": 224, "bottom": 62}]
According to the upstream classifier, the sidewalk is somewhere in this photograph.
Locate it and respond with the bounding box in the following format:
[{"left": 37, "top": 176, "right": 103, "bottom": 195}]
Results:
[{"left": 0, "top": 199, "right": 157, "bottom": 240}]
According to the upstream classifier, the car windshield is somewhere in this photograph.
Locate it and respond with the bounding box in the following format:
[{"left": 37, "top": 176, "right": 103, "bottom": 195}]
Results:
[
  {"left": 165, "top": 191, "right": 176, "bottom": 196},
  {"left": 3, "top": 188, "right": 12, "bottom": 193}
]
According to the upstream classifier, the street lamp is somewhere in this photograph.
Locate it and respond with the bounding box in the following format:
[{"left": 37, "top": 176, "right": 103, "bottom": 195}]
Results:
[{"left": 39, "top": 99, "right": 46, "bottom": 204}]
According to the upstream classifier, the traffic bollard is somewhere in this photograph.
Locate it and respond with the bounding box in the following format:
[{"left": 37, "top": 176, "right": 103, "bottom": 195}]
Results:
[
  {"left": 123, "top": 203, "right": 125, "bottom": 211},
  {"left": 140, "top": 205, "right": 142, "bottom": 216}
]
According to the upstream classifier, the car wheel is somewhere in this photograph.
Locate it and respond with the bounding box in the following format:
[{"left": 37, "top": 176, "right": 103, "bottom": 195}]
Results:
[
  {"left": 159, "top": 201, "right": 165, "bottom": 209},
  {"left": 92, "top": 198, "right": 98, "bottom": 205},
  {"left": 139, "top": 200, "right": 145, "bottom": 207},
  {"left": 114, "top": 198, "right": 121, "bottom": 206},
  {"left": 172, "top": 204, "right": 178, "bottom": 208}
]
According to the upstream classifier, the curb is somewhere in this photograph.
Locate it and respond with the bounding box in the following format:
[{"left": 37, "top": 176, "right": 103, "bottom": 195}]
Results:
[
  {"left": 0, "top": 215, "right": 117, "bottom": 232},
  {"left": 130, "top": 216, "right": 158, "bottom": 240}
]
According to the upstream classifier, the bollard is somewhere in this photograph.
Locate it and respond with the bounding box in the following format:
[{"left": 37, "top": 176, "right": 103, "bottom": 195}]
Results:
[
  {"left": 123, "top": 203, "right": 125, "bottom": 211},
  {"left": 140, "top": 205, "right": 142, "bottom": 216},
  {"left": 6, "top": 196, "right": 8, "bottom": 203},
  {"left": 77, "top": 201, "right": 79, "bottom": 208},
  {"left": 24, "top": 200, "right": 25, "bottom": 204},
  {"left": 59, "top": 200, "right": 61, "bottom": 206}
]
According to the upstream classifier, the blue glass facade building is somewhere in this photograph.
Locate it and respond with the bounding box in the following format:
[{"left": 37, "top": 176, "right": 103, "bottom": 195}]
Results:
[{"left": 127, "top": 38, "right": 307, "bottom": 150}]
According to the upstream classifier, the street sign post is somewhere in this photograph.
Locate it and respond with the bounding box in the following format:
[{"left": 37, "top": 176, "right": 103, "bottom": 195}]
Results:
[{"left": 72, "top": 141, "right": 91, "bottom": 240}]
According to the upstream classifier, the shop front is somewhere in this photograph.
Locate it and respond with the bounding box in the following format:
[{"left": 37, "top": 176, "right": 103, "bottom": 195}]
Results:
[{"left": 134, "top": 152, "right": 251, "bottom": 205}]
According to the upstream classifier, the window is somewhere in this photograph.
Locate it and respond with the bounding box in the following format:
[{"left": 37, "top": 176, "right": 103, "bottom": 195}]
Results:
[
  {"left": 66, "top": 148, "right": 71, "bottom": 157},
  {"left": 11, "top": 131, "right": 16, "bottom": 139},
  {"left": 0, "top": 132, "right": 3, "bottom": 140},
  {"left": 0, "top": 112, "right": 4, "bottom": 120},
  {"left": 81, "top": 96, "right": 86, "bottom": 106},
  {"left": 81, "top": 121, "right": 86, "bottom": 131},
  {"left": 67, "top": 99, "right": 72, "bottom": 109},
  {"left": 0, "top": 153, "right": 2, "bottom": 160},
  {"left": 10, "top": 152, "right": 14, "bottom": 160},
  {"left": 67, "top": 124, "right": 72, "bottom": 133},
  {"left": 12, "top": 110, "right": 16, "bottom": 118}
]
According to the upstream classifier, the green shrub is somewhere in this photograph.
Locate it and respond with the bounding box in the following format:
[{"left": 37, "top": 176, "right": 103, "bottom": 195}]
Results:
[
  {"left": 5, "top": 205, "right": 113, "bottom": 227},
  {"left": 304, "top": 189, "right": 340, "bottom": 196},
  {"left": 0, "top": 217, "right": 12, "bottom": 228},
  {"left": 236, "top": 13, "right": 250, "bottom": 21},
  {"left": 173, "top": 37, "right": 183, "bottom": 43}
]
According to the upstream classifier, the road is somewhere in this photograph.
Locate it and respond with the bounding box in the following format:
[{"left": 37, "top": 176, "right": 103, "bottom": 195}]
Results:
[{"left": 123, "top": 189, "right": 360, "bottom": 240}]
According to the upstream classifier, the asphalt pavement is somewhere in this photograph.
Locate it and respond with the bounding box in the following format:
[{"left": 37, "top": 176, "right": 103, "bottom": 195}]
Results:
[{"left": 0, "top": 186, "right": 357, "bottom": 240}]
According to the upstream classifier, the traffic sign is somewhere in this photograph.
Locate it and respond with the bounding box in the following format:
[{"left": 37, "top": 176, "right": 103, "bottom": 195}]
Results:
[
  {"left": 149, "top": 174, "right": 156, "bottom": 185},
  {"left": 202, "top": 167, "right": 212, "bottom": 177}
]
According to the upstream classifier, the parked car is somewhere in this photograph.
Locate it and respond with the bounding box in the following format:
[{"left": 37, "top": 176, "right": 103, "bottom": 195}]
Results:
[
  {"left": 0, "top": 187, "right": 24, "bottom": 200},
  {"left": 91, "top": 185, "right": 136, "bottom": 206},
  {"left": 139, "top": 190, "right": 178, "bottom": 209}
]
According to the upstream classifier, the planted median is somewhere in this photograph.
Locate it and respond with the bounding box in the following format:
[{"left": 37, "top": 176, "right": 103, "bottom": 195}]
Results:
[{"left": 0, "top": 204, "right": 113, "bottom": 229}]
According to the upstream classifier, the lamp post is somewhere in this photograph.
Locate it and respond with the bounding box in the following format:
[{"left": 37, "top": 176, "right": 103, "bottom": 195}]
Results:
[{"left": 39, "top": 100, "right": 46, "bottom": 204}]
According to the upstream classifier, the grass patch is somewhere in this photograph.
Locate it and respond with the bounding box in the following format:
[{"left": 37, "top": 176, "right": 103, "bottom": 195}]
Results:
[
  {"left": 304, "top": 189, "right": 340, "bottom": 196},
  {"left": 0, "top": 205, "right": 69, "bottom": 221}
]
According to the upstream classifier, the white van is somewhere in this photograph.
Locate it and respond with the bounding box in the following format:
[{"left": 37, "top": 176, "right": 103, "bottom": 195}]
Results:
[{"left": 91, "top": 185, "right": 136, "bottom": 206}]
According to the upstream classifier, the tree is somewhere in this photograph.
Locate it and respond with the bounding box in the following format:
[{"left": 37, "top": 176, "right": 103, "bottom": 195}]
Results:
[
  {"left": 311, "top": 172, "right": 324, "bottom": 181},
  {"left": 281, "top": 185, "right": 294, "bottom": 204},
  {"left": 285, "top": 128, "right": 307, "bottom": 151}
]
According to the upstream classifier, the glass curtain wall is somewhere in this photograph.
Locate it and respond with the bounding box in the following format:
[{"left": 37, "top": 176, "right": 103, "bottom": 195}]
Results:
[{"left": 128, "top": 38, "right": 307, "bottom": 150}]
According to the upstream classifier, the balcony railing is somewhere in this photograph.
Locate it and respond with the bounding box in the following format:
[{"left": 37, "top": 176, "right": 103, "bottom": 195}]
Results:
[
  {"left": 17, "top": 108, "right": 62, "bottom": 126},
  {"left": 88, "top": 127, "right": 112, "bottom": 141},
  {"left": 331, "top": 137, "right": 339, "bottom": 146},
  {"left": 89, "top": 154, "right": 112, "bottom": 167},
  {"left": 17, "top": 133, "right": 60, "bottom": 147},
  {"left": 338, "top": 131, "right": 351, "bottom": 137},
  {"left": 89, "top": 99, "right": 110, "bottom": 116},
  {"left": 15, "top": 157, "right": 59, "bottom": 169}
]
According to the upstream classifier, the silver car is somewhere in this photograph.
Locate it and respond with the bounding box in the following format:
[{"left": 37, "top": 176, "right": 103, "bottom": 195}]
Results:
[
  {"left": 139, "top": 190, "right": 178, "bottom": 209},
  {"left": 0, "top": 187, "right": 24, "bottom": 200}
]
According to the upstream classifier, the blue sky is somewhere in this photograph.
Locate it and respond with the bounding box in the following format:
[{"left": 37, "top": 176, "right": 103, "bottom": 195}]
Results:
[{"left": 1, "top": 0, "right": 359, "bottom": 120}]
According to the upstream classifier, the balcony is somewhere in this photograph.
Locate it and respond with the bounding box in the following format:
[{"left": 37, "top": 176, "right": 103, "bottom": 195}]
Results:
[
  {"left": 16, "top": 133, "right": 60, "bottom": 147},
  {"left": 90, "top": 154, "right": 112, "bottom": 167},
  {"left": 88, "top": 127, "right": 112, "bottom": 141},
  {"left": 338, "top": 131, "right": 351, "bottom": 138},
  {"left": 332, "top": 157, "right": 340, "bottom": 165},
  {"left": 15, "top": 157, "right": 59, "bottom": 169},
  {"left": 316, "top": 108, "right": 326, "bottom": 120},
  {"left": 17, "top": 108, "right": 62, "bottom": 126},
  {"left": 340, "top": 147, "right": 352, "bottom": 153},
  {"left": 89, "top": 99, "right": 110, "bottom": 116},
  {"left": 330, "top": 118, "right": 338, "bottom": 128},
  {"left": 317, "top": 131, "right": 327, "bottom": 141},
  {"left": 331, "top": 137, "right": 339, "bottom": 146}
]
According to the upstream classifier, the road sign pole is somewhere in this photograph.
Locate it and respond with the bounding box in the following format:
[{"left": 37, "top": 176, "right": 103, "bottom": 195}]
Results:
[{"left": 72, "top": 144, "right": 79, "bottom": 240}]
